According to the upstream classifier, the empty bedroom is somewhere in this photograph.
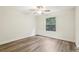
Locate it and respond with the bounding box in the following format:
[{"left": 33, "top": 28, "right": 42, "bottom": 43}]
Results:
[{"left": 0, "top": 6, "right": 79, "bottom": 52}]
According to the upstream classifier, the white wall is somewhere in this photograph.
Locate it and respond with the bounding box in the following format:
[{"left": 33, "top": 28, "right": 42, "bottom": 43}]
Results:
[
  {"left": 36, "top": 8, "right": 75, "bottom": 42},
  {"left": 75, "top": 7, "right": 79, "bottom": 47},
  {"left": 0, "top": 7, "right": 36, "bottom": 45},
  {"left": 0, "top": 7, "right": 75, "bottom": 45}
]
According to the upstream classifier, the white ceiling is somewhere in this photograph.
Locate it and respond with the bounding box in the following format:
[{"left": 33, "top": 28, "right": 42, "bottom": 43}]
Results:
[{"left": 16, "top": 6, "right": 75, "bottom": 15}]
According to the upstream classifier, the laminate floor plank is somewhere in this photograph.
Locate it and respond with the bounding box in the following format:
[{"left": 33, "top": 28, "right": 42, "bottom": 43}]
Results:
[{"left": 0, "top": 36, "right": 76, "bottom": 52}]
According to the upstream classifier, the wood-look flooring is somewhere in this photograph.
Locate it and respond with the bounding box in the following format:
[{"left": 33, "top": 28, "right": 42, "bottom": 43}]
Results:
[{"left": 0, "top": 35, "right": 76, "bottom": 52}]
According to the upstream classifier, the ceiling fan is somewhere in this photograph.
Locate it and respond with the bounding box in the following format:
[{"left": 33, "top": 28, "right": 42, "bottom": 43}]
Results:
[{"left": 29, "top": 6, "right": 51, "bottom": 15}]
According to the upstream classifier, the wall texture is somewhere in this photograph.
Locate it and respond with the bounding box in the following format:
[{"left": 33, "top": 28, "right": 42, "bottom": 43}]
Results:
[
  {"left": 36, "top": 8, "right": 75, "bottom": 42},
  {"left": 0, "top": 7, "right": 36, "bottom": 45},
  {"left": 75, "top": 7, "right": 79, "bottom": 47},
  {"left": 0, "top": 7, "right": 75, "bottom": 45}
]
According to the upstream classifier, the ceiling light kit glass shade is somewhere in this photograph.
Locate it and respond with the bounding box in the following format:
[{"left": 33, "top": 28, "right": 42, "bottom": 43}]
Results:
[{"left": 32, "top": 6, "right": 50, "bottom": 15}]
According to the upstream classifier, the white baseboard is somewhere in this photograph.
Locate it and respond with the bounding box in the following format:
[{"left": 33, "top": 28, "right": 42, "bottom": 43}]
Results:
[
  {"left": 0, "top": 34, "right": 75, "bottom": 45},
  {"left": 36, "top": 34, "right": 75, "bottom": 42},
  {"left": 75, "top": 42, "right": 79, "bottom": 48},
  {"left": 0, "top": 34, "right": 35, "bottom": 45}
]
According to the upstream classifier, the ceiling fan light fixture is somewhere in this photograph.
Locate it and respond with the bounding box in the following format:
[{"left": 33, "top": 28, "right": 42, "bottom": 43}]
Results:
[{"left": 30, "top": 6, "right": 50, "bottom": 15}]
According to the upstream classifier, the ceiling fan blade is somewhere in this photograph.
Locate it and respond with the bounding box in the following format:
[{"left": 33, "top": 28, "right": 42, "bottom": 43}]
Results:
[
  {"left": 29, "top": 9, "right": 36, "bottom": 11},
  {"left": 44, "top": 10, "right": 50, "bottom": 12}
]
